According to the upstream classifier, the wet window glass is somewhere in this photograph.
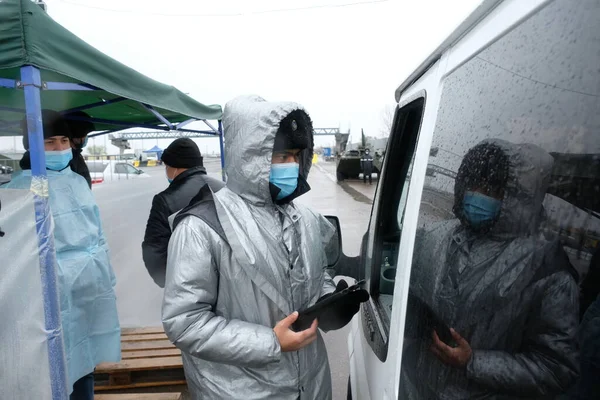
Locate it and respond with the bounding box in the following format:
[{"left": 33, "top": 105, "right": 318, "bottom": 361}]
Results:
[{"left": 400, "top": 0, "right": 600, "bottom": 398}]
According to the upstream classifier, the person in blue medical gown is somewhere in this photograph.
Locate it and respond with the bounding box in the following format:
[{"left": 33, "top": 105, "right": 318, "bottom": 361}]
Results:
[{"left": 2, "top": 110, "right": 120, "bottom": 400}]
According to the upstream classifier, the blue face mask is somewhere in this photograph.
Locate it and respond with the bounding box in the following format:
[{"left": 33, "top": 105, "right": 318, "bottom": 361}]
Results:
[
  {"left": 462, "top": 191, "right": 502, "bottom": 228},
  {"left": 270, "top": 162, "right": 299, "bottom": 200},
  {"left": 166, "top": 167, "right": 177, "bottom": 184},
  {"left": 45, "top": 149, "right": 73, "bottom": 171}
]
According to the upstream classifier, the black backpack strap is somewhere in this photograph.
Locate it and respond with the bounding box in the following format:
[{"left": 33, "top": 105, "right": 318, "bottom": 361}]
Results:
[{"left": 173, "top": 183, "right": 226, "bottom": 241}]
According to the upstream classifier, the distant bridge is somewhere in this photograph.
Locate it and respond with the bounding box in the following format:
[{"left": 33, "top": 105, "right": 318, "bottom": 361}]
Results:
[
  {"left": 313, "top": 128, "right": 341, "bottom": 136},
  {"left": 110, "top": 127, "right": 342, "bottom": 141}
]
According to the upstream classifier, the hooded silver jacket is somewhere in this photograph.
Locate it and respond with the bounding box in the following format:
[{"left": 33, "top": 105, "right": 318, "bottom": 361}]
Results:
[
  {"left": 162, "top": 95, "right": 337, "bottom": 400},
  {"left": 401, "top": 139, "right": 579, "bottom": 399}
]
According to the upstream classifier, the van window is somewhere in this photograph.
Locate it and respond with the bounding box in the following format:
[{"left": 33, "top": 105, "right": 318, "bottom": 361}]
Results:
[
  {"left": 400, "top": 0, "right": 599, "bottom": 398},
  {"left": 360, "top": 97, "right": 424, "bottom": 361}
]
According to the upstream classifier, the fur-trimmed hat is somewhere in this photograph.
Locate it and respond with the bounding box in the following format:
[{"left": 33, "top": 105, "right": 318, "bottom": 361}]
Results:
[{"left": 273, "top": 109, "right": 313, "bottom": 152}]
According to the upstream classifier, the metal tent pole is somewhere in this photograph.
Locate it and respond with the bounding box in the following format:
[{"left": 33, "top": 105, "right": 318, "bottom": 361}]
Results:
[{"left": 21, "top": 65, "right": 68, "bottom": 400}]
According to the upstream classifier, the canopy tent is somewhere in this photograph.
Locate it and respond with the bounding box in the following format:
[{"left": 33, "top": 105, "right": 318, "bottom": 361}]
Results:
[
  {"left": 143, "top": 145, "right": 164, "bottom": 160},
  {"left": 0, "top": 0, "right": 223, "bottom": 135},
  {"left": 0, "top": 2, "right": 224, "bottom": 399},
  {"left": 143, "top": 145, "right": 164, "bottom": 153}
]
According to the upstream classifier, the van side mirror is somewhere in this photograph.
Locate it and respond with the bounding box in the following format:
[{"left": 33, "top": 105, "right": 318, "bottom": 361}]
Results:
[
  {"left": 324, "top": 215, "right": 342, "bottom": 267},
  {"left": 324, "top": 215, "right": 362, "bottom": 280}
]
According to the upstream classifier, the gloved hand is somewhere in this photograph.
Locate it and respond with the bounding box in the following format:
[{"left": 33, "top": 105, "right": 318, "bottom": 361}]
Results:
[{"left": 317, "top": 279, "right": 369, "bottom": 332}]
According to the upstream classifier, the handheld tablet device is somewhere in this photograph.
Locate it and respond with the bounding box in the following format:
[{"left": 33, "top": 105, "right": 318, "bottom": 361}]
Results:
[{"left": 292, "top": 280, "right": 366, "bottom": 332}]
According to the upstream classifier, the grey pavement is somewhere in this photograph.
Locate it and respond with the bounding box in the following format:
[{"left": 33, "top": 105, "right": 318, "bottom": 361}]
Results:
[{"left": 315, "top": 158, "right": 378, "bottom": 203}]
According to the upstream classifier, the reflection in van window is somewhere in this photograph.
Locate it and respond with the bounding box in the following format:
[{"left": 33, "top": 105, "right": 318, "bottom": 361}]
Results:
[
  {"left": 402, "top": 140, "right": 579, "bottom": 399},
  {"left": 399, "top": 0, "right": 599, "bottom": 398}
]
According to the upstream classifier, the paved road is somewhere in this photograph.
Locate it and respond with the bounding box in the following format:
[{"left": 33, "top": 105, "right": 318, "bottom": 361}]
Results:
[{"left": 93, "top": 158, "right": 373, "bottom": 399}]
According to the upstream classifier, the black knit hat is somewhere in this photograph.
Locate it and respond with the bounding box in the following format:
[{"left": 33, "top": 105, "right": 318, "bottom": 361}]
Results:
[
  {"left": 21, "top": 109, "right": 71, "bottom": 150},
  {"left": 273, "top": 109, "right": 313, "bottom": 152},
  {"left": 64, "top": 111, "right": 95, "bottom": 138},
  {"left": 161, "top": 138, "right": 203, "bottom": 168}
]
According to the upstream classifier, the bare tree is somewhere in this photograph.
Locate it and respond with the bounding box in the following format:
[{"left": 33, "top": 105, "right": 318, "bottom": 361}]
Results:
[
  {"left": 379, "top": 104, "right": 395, "bottom": 137},
  {"left": 87, "top": 145, "right": 106, "bottom": 156}
]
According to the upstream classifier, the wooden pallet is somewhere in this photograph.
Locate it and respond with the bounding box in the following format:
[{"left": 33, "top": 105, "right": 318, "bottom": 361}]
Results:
[
  {"left": 95, "top": 394, "right": 182, "bottom": 400},
  {"left": 95, "top": 327, "right": 186, "bottom": 391}
]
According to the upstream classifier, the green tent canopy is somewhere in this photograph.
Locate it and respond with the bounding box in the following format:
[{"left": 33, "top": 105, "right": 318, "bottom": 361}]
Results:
[{"left": 0, "top": 0, "right": 222, "bottom": 135}]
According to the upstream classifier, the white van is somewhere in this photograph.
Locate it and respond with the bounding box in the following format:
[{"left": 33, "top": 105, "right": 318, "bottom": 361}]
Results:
[{"left": 330, "top": 0, "right": 600, "bottom": 398}]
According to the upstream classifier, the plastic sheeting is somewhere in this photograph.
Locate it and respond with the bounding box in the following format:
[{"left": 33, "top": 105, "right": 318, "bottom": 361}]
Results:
[{"left": 0, "top": 188, "right": 53, "bottom": 399}]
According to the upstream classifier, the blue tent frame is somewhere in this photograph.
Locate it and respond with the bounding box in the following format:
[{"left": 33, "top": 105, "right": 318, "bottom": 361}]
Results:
[{"left": 4, "top": 64, "right": 225, "bottom": 399}]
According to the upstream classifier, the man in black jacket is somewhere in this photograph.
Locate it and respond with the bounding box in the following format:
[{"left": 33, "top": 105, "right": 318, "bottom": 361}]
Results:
[
  {"left": 142, "top": 138, "right": 224, "bottom": 287},
  {"left": 66, "top": 111, "right": 95, "bottom": 188}
]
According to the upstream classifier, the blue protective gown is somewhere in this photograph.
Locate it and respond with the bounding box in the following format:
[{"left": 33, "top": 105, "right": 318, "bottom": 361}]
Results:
[{"left": 1, "top": 168, "right": 121, "bottom": 392}]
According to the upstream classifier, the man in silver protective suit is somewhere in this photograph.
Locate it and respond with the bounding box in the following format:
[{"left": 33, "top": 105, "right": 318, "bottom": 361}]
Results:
[{"left": 162, "top": 95, "right": 368, "bottom": 400}]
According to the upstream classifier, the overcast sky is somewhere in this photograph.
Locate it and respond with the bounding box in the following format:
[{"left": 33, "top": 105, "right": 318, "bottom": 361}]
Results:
[{"left": 1, "top": 0, "right": 481, "bottom": 155}]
